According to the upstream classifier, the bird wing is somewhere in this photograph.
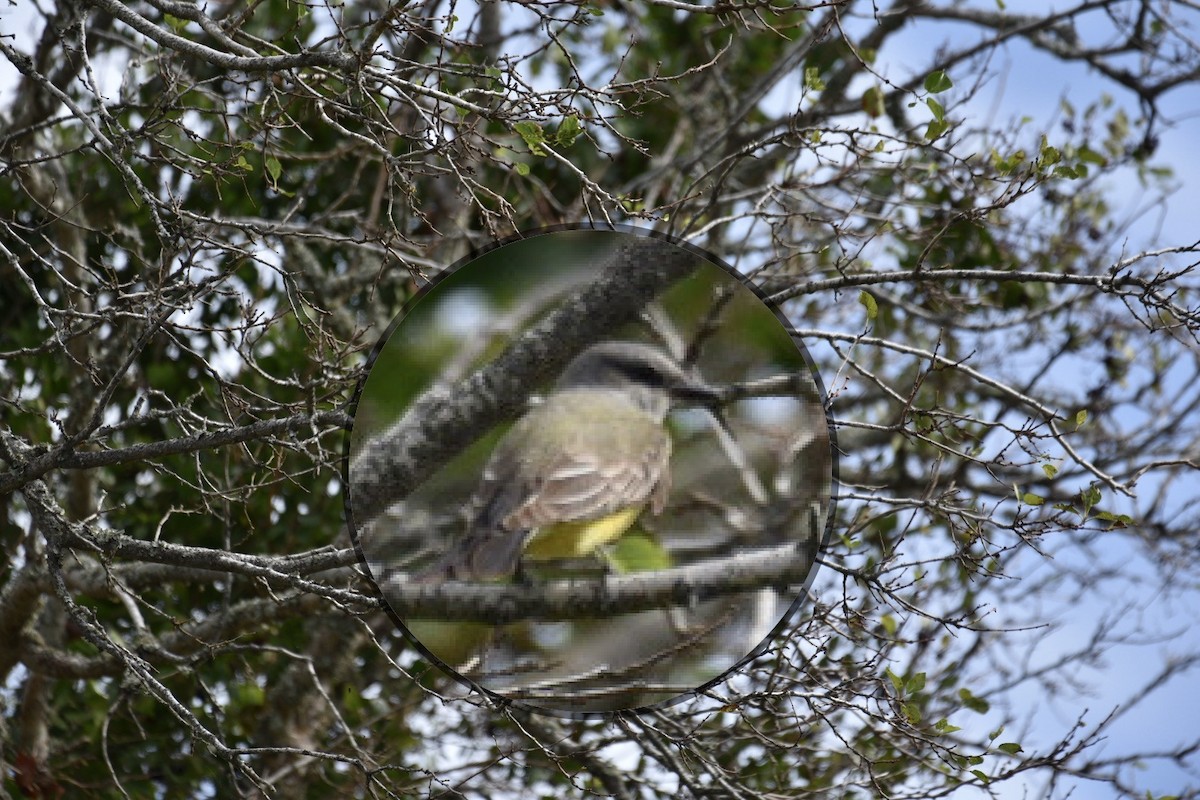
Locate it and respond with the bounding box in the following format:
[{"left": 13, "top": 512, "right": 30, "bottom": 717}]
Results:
[
  {"left": 501, "top": 440, "right": 671, "bottom": 531},
  {"left": 437, "top": 396, "right": 671, "bottom": 581}
]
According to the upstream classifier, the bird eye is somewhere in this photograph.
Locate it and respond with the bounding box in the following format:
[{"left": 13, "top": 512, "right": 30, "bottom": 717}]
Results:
[{"left": 618, "top": 360, "right": 669, "bottom": 387}]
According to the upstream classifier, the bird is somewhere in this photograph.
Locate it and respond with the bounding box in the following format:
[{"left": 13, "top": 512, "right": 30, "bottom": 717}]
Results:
[{"left": 416, "top": 341, "right": 722, "bottom": 583}]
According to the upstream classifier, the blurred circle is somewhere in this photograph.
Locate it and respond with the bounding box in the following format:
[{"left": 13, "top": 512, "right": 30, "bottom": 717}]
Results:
[{"left": 346, "top": 227, "right": 834, "bottom": 716}]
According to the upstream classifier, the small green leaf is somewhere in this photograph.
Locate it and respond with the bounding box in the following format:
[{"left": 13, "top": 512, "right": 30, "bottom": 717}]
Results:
[
  {"left": 924, "top": 70, "right": 953, "bottom": 93},
  {"left": 997, "top": 742, "right": 1024, "bottom": 755},
  {"left": 993, "top": 148, "right": 1027, "bottom": 175},
  {"left": 927, "top": 97, "right": 945, "bottom": 122},
  {"left": 862, "top": 86, "right": 885, "bottom": 118},
  {"left": 1039, "top": 141, "right": 1062, "bottom": 166},
  {"left": 1022, "top": 493, "right": 1044, "bottom": 506},
  {"left": 902, "top": 702, "right": 922, "bottom": 724},
  {"left": 959, "top": 688, "right": 990, "bottom": 713},
  {"left": 880, "top": 614, "right": 897, "bottom": 636},
  {"left": 609, "top": 534, "right": 671, "bottom": 573},
  {"left": 970, "top": 770, "right": 991, "bottom": 784},
  {"left": 859, "top": 290, "right": 878, "bottom": 320},
  {"left": 906, "top": 672, "right": 926, "bottom": 693},
  {"left": 513, "top": 120, "right": 547, "bottom": 155},
  {"left": 1042, "top": 463, "right": 1058, "bottom": 478},
  {"left": 556, "top": 114, "right": 582, "bottom": 147},
  {"left": 1075, "top": 409, "right": 1088, "bottom": 428},
  {"left": 265, "top": 155, "right": 282, "bottom": 182},
  {"left": 1095, "top": 511, "right": 1132, "bottom": 526},
  {"left": 885, "top": 667, "right": 904, "bottom": 692},
  {"left": 804, "top": 66, "right": 826, "bottom": 91},
  {"left": 925, "top": 119, "right": 949, "bottom": 141},
  {"left": 514, "top": 162, "right": 530, "bottom": 176},
  {"left": 934, "top": 718, "right": 962, "bottom": 734}
]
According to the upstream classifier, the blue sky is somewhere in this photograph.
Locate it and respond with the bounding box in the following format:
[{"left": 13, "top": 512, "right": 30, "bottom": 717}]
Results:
[{"left": 877, "top": 9, "right": 1200, "bottom": 796}]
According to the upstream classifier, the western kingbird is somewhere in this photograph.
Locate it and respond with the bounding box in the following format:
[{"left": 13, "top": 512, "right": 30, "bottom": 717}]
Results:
[{"left": 417, "top": 341, "right": 721, "bottom": 582}]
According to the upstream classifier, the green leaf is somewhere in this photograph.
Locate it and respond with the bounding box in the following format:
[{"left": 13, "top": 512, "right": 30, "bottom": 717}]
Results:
[
  {"left": 163, "top": 14, "right": 189, "bottom": 33},
  {"left": 926, "top": 97, "right": 944, "bottom": 122},
  {"left": 265, "top": 155, "right": 282, "bottom": 183},
  {"left": 1042, "top": 463, "right": 1058, "bottom": 478},
  {"left": 1022, "top": 493, "right": 1044, "bottom": 506},
  {"left": 514, "top": 120, "right": 547, "bottom": 155},
  {"left": 1095, "top": 510, "right": 1133, "bottom": 526},
  {"left": 997, "top": 742, "right": 1024, "bottom": 755},
  {"left": 959, "top": 688, "right": 990, "bottom": 713},
  {"left": 925, "top": 119, "right": 949, "bottom": 141},
  {"left": 609, "top": 534, "right": 672, "bottom": 573},
  {"left": 902, "top": 702, "right": 922, "bottom": 724},
  {"left": 859, "top": 290, "right": 878, "bottom": 320},
  {"left": 880, "top": 613, "right": 897, "bottom": 636},
  {"left": 804, "top": 66, "right": 826, "bottom": 92},
  {"left": 1039, "top": 140, "right": 1062, "bottom": 166},
  {"left": 924, "top": 70, "right": 953, "bottom": 93},
  {"left": 862, "top": 86, "right": 885, "bottom": 118},
  {"left": 993, "top": 148, "right": 1026, "bottom": 175},
  {"left": 556, "top": 114, "right": 582, "bottom": 147},
  {"left": 906, "top": 672, "right": 926, "bottom": 693},
  {"left": 1075, "top": 409, "right": 1088, "bottom": 428},
  {"left": 934, "top": 718, "right": 962, "bottom": 734},
  {"left": 970, "top": 770, "right": 991, "bottom": 784},
  {"left": 514, "top": 162, "right": 530, "bottom": 176},
  {"left": 885, "top": 667, "right": 904, "bottom": 692}
]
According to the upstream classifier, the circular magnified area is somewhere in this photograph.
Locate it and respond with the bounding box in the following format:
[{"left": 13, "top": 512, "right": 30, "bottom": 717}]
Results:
[{"left": 346, "top": 228, "right": 834, "bottom": 716}]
